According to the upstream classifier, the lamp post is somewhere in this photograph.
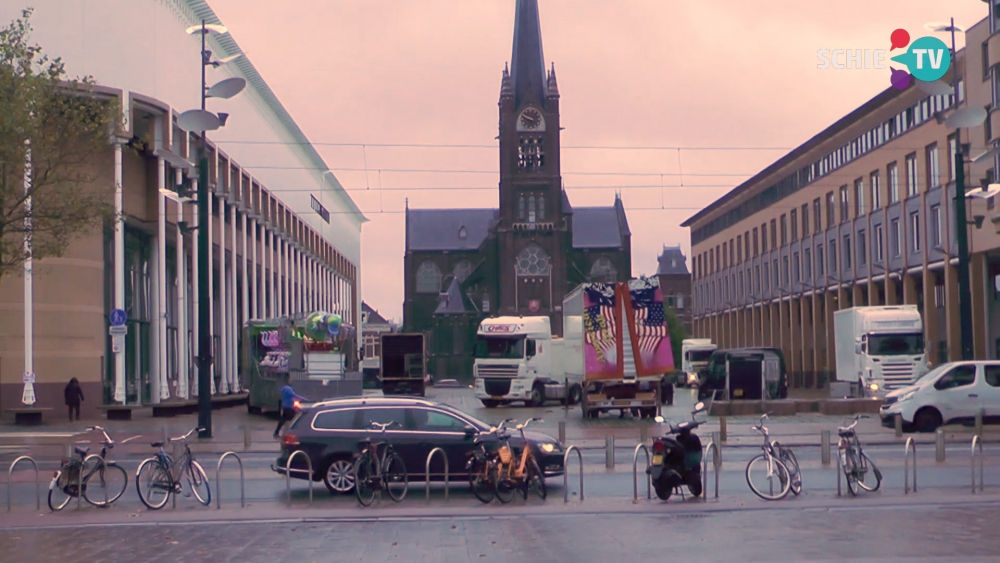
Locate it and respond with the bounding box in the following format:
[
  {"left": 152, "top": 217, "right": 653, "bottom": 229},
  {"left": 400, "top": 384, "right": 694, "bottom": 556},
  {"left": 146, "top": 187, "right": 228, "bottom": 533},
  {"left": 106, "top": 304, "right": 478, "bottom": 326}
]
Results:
[{"left": 179, "top": 21, "right": 245, "bottom": 438}]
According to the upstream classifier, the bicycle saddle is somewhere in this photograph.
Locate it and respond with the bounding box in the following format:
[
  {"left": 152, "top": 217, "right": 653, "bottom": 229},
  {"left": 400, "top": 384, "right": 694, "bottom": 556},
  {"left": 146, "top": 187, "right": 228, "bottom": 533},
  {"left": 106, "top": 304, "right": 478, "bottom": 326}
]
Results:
[
  {"left": 74, "top": 446, "right": 89, "bottom": 457},
  {"left": 837, "top": 428, "right": 855, "bottom": 437},
  {"left": 151, "top": 441, "right": 164, "bottom": 448},
  {"left": 357, "top": 438, "right": 372, "bottom": 447}
]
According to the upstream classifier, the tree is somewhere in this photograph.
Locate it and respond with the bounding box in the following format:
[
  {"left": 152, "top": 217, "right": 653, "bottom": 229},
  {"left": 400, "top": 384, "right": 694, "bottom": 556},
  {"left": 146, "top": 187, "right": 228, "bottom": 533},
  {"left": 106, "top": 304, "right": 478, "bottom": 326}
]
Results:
[
  {"left": 0, "top": 8, "right": 116, "bottom": 280},
  {"left": 664, "top": 304, "right": 686, "bottom": 374}
]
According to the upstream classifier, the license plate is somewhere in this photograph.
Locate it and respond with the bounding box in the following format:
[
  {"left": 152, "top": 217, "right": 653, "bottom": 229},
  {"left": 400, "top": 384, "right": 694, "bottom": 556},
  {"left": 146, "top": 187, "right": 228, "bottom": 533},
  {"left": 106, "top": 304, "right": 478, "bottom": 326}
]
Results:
[
  {"left": 734, "top": 389, "right": 744, "bottom": 397},
  {"left": 652, "top": 455, "right": 663, "bottom": 465},
  {"left": 614, "top": 400, "right": 631, "bottom": 406},
  {"left": 492, "top": 396, "right": 504, "bottom": 400}
]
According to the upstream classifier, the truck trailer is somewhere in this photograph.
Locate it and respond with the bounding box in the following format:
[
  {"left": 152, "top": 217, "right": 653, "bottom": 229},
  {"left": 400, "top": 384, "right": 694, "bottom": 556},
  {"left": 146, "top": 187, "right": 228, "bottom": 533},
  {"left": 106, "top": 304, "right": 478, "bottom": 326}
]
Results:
[{"left": 380, "top": 333, "right": 427, "bottom": 396}]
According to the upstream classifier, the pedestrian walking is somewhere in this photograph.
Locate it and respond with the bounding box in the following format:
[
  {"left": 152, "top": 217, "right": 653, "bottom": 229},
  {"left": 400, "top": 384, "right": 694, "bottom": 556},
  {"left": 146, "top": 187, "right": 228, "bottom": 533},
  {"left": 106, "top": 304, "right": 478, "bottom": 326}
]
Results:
[
  {"left": 65, "top": 377, "right": 84, "bottom": 422},
  {"left": 274, "top": 374, "right": 307, "bottom": 438}
]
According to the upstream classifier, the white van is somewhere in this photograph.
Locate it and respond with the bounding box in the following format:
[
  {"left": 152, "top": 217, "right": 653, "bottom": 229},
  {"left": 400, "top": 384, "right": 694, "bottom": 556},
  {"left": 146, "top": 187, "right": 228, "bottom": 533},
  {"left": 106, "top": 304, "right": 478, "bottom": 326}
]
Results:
[{"left": 879, "top": 361, "right": 1000, "bottom": 432}]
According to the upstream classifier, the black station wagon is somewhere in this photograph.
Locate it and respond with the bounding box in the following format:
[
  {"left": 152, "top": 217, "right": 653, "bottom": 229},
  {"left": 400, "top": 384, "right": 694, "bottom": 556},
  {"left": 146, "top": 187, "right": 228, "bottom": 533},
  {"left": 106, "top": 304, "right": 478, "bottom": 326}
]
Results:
[{"left": 272, "top": 396, "right": 566, "bottom": 494}]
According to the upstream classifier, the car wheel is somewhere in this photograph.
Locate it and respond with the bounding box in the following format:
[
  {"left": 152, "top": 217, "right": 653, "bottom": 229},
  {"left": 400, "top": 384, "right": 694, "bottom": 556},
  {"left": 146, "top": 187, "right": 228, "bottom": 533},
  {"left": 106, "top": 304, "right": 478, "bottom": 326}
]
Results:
[
  {"left": 481, "top": 400, "right": 500, "bottom": 408},
  {"left": 323, "top": 458, "right": 356, "bottom": 494},
  {"left": 914, "top": 407, "right": 943, "bottom": 433}
]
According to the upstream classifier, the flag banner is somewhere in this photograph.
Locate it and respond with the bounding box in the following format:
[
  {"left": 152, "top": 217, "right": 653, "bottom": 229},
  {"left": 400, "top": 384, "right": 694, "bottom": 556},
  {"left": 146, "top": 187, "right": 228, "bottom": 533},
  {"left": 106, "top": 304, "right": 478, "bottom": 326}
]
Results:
[
  {"left": 623, "top": 277, "right": 674, "bottom": 376},
  {"left": 582, "top": 282, "right": 623, "bottom": 378}
]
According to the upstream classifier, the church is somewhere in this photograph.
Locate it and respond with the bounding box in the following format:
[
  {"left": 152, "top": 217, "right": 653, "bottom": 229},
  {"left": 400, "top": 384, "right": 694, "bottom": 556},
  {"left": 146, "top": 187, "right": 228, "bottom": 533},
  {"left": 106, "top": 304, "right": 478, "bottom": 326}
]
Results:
[{"left": 403, "top": 0, "right": 632, "bottom": 378}]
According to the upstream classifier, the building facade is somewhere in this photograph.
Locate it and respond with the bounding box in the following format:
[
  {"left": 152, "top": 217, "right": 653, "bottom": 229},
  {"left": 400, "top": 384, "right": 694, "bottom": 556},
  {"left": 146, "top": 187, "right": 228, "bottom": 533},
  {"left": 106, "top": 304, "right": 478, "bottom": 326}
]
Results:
[
  {"left": 403, "top": 0, "right": 631, "bottom": 379},
  {"left": 360, "top": 302, "right": 393, "bottom": 381},
  {"left": 0, "top": 0, "right": 365, "bottom": 416},
  {"left": 683, "top": 16, "right": 1000, "bottom": 390},
  {"left": 656, "top": 245, "right": 692, "bottom": 335}
]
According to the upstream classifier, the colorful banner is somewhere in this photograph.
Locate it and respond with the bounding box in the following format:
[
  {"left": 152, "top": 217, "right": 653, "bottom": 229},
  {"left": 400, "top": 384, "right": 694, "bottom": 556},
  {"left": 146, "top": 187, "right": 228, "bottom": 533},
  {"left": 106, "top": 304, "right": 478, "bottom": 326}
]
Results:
[
  {"left": 624, "top": 277, "right": 674, "bottom": 376},
  {"left": 582, "top": 282, "right": 622, "bottom": 379}
]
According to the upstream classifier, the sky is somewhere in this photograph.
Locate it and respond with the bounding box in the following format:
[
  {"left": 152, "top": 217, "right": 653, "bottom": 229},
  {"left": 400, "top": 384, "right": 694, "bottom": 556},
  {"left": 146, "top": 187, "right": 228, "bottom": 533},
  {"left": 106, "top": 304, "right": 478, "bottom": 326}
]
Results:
[{"left": 208, "top": 0, "right": 987, "bottom": 324}]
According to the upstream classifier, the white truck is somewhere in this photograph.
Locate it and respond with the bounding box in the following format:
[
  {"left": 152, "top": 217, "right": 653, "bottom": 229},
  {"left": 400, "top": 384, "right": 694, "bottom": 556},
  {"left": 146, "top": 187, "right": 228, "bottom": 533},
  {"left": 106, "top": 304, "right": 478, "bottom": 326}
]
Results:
[
  {"left": 473, "top": 316, "right": 585, "bottom": 408},
  {"left": 833, "top": 305, "right": 930, "bottom": 398},
  {"left": 681, "top": 339, "right": 717, "bottom": 388}
]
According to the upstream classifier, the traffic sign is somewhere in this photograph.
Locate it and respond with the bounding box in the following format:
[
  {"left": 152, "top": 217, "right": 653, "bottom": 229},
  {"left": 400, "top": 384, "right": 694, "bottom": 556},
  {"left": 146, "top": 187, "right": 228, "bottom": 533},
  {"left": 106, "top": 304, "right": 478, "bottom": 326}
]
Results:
[
  {"left": 110, "top": 308, "right": 127, "bottom": 327},
  {"left": 109, "top": 325, "right": 128, "bottom": 336}
]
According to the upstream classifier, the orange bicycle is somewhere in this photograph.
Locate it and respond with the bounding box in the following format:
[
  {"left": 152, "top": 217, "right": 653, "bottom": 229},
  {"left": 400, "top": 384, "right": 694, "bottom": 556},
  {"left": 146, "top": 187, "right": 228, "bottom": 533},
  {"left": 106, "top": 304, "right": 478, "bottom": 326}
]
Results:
[{"left": 493, "top": 418, "right": 547, "bottom": 503}]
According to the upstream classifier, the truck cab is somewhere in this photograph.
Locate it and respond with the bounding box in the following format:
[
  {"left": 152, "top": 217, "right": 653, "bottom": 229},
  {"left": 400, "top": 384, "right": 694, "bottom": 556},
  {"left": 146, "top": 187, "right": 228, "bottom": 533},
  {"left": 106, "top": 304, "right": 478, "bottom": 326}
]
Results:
[
  {"left": 473, "top": 316, "right": 582, "bottom": 408},
  {"left": 834, "top": 306, "right": 930, "bottom": 398},
  {"left": 681, "top": 339, "right": 717, "bottom": 388}
]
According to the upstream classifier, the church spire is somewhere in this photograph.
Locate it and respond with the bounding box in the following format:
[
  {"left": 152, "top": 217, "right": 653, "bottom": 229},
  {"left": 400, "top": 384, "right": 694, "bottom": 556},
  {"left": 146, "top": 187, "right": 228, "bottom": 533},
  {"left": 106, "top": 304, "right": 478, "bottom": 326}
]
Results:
[{"left": 510, "top": 0, "right": 547, "bottom": 106}]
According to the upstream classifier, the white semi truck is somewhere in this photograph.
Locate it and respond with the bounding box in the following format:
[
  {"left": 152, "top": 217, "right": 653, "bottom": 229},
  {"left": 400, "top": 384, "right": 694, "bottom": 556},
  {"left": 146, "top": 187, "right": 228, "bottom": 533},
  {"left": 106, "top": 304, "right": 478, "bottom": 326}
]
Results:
[
  {"left": 473, "top": 316, "right": 585, "bottom": 408},
  {"left": 681, "top": 339, "right": 717, "bottom": 388},
  {"left": 833, "top": 305, "right": 930, "bottom": 398}
]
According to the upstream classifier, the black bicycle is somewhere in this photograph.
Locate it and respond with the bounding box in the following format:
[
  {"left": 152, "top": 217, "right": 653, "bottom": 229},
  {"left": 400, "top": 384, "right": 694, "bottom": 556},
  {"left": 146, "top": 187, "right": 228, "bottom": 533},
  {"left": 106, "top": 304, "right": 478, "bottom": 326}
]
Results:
[
  {"left": 48, "top": 426, "right": 134, "bottom": 511},
  {"left": 353, "top": 421, "right": 408, "bottom": 506},
  {"left": 467, "top": 418, "right": 515, "bottom": 504},
  {"left": 838, "top": 414, "right": 882, "bottom": 496},
  {"left": 135, "top": 428, "right": 211, "bottom": 509}
]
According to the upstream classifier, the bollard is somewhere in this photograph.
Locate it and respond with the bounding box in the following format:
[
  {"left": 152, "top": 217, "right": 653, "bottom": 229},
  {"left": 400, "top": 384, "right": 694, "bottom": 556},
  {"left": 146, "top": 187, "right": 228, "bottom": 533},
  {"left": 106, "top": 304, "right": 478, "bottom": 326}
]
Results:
[
  {"left": 935, "top": 429, "right": 945, "bottom": 463},
  {"left": 821, "top": 430, "right": 831, "bottom": 466},
  {"left": 975, "top": 409, "right": 984, "bottom": 438},
  {"left": 894, "top": 414, "right": 902, "bottom": 438},
  {"left": 243, "top": 425, "right": 252, "bottom": 451},
  {"left": 162, "top": 427, "right": 169, "bottom": 445},
  {"left": 719, "top": 417, "right": 727, "bottom": 442},
  {"left": 605, "top": 435, "right": 615, "bottom": 469},
  {"left": 558, "top": 421, "right": 566, "bottom": 445},
  {"left": 711, "top": 431, "right": 721, "bottom": 465}
]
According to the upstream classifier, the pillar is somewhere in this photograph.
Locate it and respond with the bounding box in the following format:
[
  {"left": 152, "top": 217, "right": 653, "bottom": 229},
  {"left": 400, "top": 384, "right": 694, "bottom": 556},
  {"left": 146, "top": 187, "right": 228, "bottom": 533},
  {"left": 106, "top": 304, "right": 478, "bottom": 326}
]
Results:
[
  {"left": 945, "top": 263, "right": 961, "bottom": 361},
  {"left": 972, "top": 253, "right": 988, "bottom": 358}
]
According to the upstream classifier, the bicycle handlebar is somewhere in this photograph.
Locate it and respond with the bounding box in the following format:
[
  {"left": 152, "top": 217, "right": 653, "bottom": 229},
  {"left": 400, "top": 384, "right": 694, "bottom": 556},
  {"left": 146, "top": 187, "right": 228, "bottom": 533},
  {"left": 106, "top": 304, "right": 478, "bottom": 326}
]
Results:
[
  {"left": 168, "top": 428, "right": 202, "bottom": 443},
  {"left": 516, "top": 417, "right": 542, "bottom": 431},
  {"left": 86, "top": 425, "right": 114, "bottom": 445},
  {"left": 368, "top": 421, "right": 399, "bottom": 432}
]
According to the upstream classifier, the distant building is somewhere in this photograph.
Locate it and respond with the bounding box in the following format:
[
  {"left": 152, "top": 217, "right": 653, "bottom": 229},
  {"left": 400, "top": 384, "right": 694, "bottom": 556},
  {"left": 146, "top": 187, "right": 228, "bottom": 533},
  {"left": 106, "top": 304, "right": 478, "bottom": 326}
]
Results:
[
  {"left": 656, "top": 245, "right": 692, "bottom": 334},
  {"left": 402, "top": 0, "right": 632, "bottom": 379},
  {"left": 361, "top": 302, "right": 393, "bottom": 379}
]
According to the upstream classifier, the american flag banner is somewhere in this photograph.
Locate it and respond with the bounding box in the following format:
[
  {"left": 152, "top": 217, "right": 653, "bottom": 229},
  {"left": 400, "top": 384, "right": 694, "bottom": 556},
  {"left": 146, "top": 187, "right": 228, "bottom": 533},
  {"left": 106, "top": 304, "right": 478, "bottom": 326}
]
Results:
[
  {"left": 626, "top": 277, "right": 674, "bottom": 375},
  {"left": 582, "top": 283, "right": 619, "bottom": 375}
]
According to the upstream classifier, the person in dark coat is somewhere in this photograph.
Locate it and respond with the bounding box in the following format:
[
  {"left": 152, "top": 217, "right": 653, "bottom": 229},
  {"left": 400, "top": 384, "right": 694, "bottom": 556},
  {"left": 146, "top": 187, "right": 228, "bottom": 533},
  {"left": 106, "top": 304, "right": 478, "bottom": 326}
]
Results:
[{"left": 64, "top": 378, "right": 84, "bottom": 422}]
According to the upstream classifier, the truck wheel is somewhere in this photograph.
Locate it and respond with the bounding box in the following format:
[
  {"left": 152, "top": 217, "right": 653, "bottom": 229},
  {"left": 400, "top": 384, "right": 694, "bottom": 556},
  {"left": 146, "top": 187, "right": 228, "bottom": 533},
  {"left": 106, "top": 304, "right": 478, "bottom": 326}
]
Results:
[
  {"left": 481, "top": 400, "right": 501, "bottom": 408},
  {"left": 529, "top": 386, "right": 544, "bottom": 407},
  {"left": 567, "top": 385, "right": 583, "bottom": 406}
]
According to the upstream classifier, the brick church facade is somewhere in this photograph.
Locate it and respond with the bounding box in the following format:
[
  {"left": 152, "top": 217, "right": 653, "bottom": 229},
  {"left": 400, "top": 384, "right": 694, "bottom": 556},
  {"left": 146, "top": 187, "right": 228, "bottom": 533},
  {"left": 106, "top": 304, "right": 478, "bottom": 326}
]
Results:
[{"left": 402, "top": 0, "right": 632, "bottom": 378}]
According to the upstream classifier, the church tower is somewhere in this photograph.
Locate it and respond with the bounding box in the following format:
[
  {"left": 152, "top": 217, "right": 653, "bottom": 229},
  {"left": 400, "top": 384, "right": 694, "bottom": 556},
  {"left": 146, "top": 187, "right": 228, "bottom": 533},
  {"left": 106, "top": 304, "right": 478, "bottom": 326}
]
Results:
[{"left": 497, "top": 0, "right": 567, "bottom": 334}]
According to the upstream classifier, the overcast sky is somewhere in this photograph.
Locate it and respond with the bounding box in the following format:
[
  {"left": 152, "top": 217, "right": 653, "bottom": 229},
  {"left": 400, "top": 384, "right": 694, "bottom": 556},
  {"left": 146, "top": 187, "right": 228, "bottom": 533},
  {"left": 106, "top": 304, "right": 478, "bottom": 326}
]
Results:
[{"left": 209, "top": 0, "right": 986, "bottom": 324}]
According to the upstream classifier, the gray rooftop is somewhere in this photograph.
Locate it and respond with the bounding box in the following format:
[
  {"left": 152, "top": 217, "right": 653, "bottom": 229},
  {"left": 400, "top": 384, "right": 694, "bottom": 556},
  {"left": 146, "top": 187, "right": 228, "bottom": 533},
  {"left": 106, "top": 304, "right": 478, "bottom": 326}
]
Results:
[
  {"left": 407, "top": 208, "right": 499, "bottom": 251},
  {"left": 571, "top": 202, "right": 629, "bottom": 249},
  {"left": 435, "top": 277, "right": 469, "bottom": 314},
  {"left": 657, "top": 245, "right": 689, "bottom": 275}
]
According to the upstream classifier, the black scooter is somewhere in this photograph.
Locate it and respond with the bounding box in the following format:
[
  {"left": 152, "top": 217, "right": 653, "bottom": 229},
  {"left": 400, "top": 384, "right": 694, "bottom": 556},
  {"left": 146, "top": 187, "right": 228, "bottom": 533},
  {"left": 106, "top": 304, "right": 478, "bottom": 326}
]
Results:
[{"left": 645, "top": 401, "right": 707, "bottom": 500}]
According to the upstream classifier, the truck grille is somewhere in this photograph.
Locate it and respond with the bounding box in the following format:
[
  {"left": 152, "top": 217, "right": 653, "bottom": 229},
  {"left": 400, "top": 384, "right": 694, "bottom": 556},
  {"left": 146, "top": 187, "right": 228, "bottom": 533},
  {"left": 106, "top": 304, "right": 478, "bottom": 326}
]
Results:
[
  {"left": 881, "top": 363, "right": 914, "bottom": 390},
  {"left": 477, "top": 365, "right": 519, "bottom": 378},
  {"left": 484, "top": 379, "right": 512, "bottom": 396}
]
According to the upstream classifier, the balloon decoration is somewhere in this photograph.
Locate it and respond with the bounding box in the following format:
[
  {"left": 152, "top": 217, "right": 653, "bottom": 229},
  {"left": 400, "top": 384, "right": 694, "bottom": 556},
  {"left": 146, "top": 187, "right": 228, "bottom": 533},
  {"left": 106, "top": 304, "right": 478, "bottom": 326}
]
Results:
[
  {"left": 326, "top": 313, "right": 342, "bottom": 337},
  {"left": 303, "top": 312, "right": 330, "bottom": 341}
]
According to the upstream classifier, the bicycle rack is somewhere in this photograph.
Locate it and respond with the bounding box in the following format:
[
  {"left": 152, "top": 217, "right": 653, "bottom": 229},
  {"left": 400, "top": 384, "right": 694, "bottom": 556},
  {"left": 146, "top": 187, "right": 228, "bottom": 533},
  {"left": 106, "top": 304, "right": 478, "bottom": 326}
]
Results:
[
  {"left": 425, "top": 448, "right": 449, "bottom": 502},
  {"left": 703, "top": 440, "right": 720, "bottom": 500},
  {"left": 78, "top": 454, "right": 108, "bottom": 510},
  {"left": 563, "top": 446, "right": 584, "bottom": 503},
  {"left": 285, "top": 450, "right": 313, "bottom": 506},
  {"left": 216, "top": 451, "right": 245, "bottom": 509},
  {"left": 972, "top": 435, "right": 984, "bottom": 494},
  {"left": 904, "top": 437, "right": 917, "bottom": 494},
  {"left": 836, "top": 448, "right": 842, "bottom": 497},
  {"left": 632, "top": 444, "right": 650, "bottom": 502},
  {"left": 6, "top": 456, "right": 39, "bottom": 513}
]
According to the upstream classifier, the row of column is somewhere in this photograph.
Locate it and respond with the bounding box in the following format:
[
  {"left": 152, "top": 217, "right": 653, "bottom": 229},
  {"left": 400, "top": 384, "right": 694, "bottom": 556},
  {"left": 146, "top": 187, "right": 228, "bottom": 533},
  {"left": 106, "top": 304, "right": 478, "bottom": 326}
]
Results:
[{"left": 692, "top": 258, "right": 990, "bottom": 386}]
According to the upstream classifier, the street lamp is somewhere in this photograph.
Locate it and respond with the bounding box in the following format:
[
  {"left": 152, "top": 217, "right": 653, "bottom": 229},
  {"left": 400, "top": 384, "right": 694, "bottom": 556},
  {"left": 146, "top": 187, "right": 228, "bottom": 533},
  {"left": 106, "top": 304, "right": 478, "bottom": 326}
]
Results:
[{"left": 178, "top": 20, "right": 246, "bottom": 439}]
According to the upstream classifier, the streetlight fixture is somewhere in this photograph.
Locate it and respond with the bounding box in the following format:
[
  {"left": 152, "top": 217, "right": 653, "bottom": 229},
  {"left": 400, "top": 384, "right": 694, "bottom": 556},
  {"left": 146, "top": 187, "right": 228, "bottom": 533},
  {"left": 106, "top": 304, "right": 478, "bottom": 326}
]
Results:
[{"left": 177, "top": 20, "right": 246, "bottom": 439}]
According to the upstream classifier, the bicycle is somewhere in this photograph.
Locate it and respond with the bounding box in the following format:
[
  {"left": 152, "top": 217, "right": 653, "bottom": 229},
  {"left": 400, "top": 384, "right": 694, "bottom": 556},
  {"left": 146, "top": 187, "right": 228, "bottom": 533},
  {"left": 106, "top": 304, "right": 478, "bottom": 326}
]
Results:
[
  {"left": 838, "top": 414, "right": 882, "bottom": 496},
  {"left": 353, "top": 421, "right": 408, "bottom": 506},
  {"left": 48, "top": 426, "right": 135, "bottom": 511},
  {"left": 135, "top": 428, "right": 212, "bottom": 509},
  {"left": 466, "top": 418, "right": 515, "bottom": 504},
  {"left": 493, "top": 418, "right": 547, "bottom": 503},
  {"left": 745, "top": 414, "right": 793, "bottom": 500}
]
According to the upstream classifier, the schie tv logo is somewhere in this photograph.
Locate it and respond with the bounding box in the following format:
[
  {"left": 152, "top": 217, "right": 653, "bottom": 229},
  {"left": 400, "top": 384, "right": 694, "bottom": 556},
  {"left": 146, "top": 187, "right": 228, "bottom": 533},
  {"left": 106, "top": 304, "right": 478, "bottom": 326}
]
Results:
[{"left": 817, "top": 29, "right": 951, "bottom": 90}]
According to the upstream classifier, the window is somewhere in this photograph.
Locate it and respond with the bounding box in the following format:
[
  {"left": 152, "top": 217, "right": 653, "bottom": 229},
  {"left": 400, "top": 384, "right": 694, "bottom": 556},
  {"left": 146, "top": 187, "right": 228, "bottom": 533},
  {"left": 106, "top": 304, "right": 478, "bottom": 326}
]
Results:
[
  {"left": 802, "top": 204, "right": 809, "bottom": 236},
  {"left": 773, "top": 259, "right": 779, "bottom": 287},
  {"left": 817, "top": 244, "right": 825, "bottom": 276},
  {"left": 870, "top": 171, "right": 881, "bottom": 209},
  {"left": 722, "top": 242, "right": 728, "bottom": 269},
  {"left": 888, "top": 162, "right": 899, "bottom": 203},
  {"left": 763, "top": 263, "right": 770, "bottom": 289},
  {"left": 829, "top": 240, "right": 837, "bottom": 273},
  {"left": 761, "top": 223, "right": 768, "bottom": 252},
  {"left": 926, "top": 144, "right": 939, "bottom": 189},
  {"left": 516, "top": 244, "right": 551, "bottom": 276},
  {"left": 813, "top": 198, "right": 821, "bottom": 234},
  {"left": 985, "top": 366, "right": 1000, "bottom": 388},
  {"left": 770, "top": 219, "right": 777, "bottom": 249},
  {"left": 858, "top": 230, "right": 867, "bottom": 266},
  {"left": 518, "top": 194, "right": 525, "bottom": 219},
  {"left": 933, "top": 365, "right": 977, "bottom": 390},
  {"left": 891, "top": 219, "right": 901, "bottom": 257},
  {"left": 590, "top": 257, "right": 618, "bottom": 282},
  {"left": 729, "top": 238, "right": 735, "bottom": 265},
  {"left": 528, "top": 194, "right": 536, "bottom": 223},
  {"left": 780, "top": 214, "right": 788, "bottom": 246},
  {"left": 875, "top": 224, "right": 884, "bottom": 262},
  {"left": 911, "top": 211, "right": 921, "bottom": 252},
  {"left": 790, "top": 209, "right": 798, "bottom": 241},
  {"left": 517, "top": 137, "right": 544, "bottom": 171},
  {"left": 804, "top": 247, "right": 812, "bottom": 279},
  {"left": 905, "top": 153, "right": 918, "bottom": 196},
  {"left": 752, "top": 228, "right": 759, "bottom": 256},
  {"left": 948, "top": 135, "right": 957, "bottom": 182},
  {"left": 360, "top": 407, "right": 412, "bottom": 430},
  {"left": 986, "top": 105, "right": 994, "bottom": 145},
  {"left": 410, "top": 408, "right": 468, "bottom": 432},
  {"left": 843, "top": 235, "right": 852, "bottom": 269},
  {"left": 416, "top": 260, "right": 442, "bottom": 294},
  {"left": 755, "top": 265, "right": 761, "bottom": 294},
  {"left": 985, "top": 40, "right": 992, "bottom": 80},
  {"left": 782, "top": 256, "right": 789, "bottom": 285},
  {"left": 793, "top": 252, "right": 800, "bottom": 282},
  {"left": 839, "top": 186, "right": 849, "bottom": 223},
  {"left": 453, "top": 260, "right": 473, "bottom": 283},
  {"left": 313, "top": 409, "right": 359, "bottom": 430},
  {"left": 930, "top": 205, "right": 942, "bottom": 247},
  {"left": 854, "top": 178, "right": 865, "bottom": 216},
  {"left": 744, "top": 231, "right": 750, "bottom": 261},
  {"left": 826, "top": 192, "right": 835, "bottom": 228}
]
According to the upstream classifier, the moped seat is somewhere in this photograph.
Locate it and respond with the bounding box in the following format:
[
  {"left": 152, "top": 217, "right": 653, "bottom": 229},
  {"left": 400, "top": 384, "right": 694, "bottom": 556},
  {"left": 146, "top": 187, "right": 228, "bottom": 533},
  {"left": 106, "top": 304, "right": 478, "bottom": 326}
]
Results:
[{"left": 74, "top": 446, "right": 90, "bottom": 457}]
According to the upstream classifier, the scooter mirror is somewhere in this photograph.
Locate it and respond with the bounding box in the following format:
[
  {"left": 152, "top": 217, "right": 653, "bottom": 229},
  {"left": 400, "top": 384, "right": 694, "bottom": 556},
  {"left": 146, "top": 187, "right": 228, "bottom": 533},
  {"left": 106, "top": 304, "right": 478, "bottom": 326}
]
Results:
[
  {"left": 654, "top": 416, "right": 665, "bottom": 423},
  {"left": 693, "top": 401, "right": 706, "bottom": 413}
]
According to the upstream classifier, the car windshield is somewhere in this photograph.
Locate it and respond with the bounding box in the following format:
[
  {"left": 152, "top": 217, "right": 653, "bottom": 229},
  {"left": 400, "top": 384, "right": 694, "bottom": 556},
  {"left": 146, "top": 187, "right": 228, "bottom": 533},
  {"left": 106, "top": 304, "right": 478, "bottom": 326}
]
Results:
[
  {"left": 688, "top": 350, "right": 714, "bottom": 362},
  {"left": 868, "top": 333, "right": 924, "bottom": 356},
  {"left": 913, "top": 363, "right": 952, "bottom": 383},
  {"left": 474, "top": 336, "right": 525, "bottom": 359}
]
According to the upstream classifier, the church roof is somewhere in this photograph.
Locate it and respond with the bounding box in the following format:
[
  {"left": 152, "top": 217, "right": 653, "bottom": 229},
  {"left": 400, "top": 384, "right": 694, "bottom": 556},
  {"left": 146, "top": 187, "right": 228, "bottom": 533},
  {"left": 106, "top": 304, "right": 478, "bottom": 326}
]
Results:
[
  {"left": 657, "top": 245, "right": 689, "bottom": 275},
  {"left": 361, "top": 301, "right": 390, "bottom": 325},
  {"left": 571, "top": 196, "right": 630, "bottom": 249},
  {"left": 435, "top": 277, "right": 470, "bottom": 314},
  {"left": 510, "top": 0, "right": 547, "bottom": 106},
  {"left": 407, "top": 208, "right": 499, "bottom": 251}
]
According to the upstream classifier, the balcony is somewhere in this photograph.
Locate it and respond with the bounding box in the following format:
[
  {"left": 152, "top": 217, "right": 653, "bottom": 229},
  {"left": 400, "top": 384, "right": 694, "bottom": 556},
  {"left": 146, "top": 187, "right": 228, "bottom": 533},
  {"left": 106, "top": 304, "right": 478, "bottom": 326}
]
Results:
[{"left": 512, "top": 222, "right": 555, "bottom": 232}]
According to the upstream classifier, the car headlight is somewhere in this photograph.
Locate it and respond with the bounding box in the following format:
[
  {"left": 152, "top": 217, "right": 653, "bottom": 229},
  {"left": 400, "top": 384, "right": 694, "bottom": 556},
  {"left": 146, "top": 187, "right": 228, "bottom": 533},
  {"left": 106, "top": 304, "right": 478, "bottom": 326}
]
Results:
[{"left": 539, "top": 443, "right": 556, "bottom": 453}]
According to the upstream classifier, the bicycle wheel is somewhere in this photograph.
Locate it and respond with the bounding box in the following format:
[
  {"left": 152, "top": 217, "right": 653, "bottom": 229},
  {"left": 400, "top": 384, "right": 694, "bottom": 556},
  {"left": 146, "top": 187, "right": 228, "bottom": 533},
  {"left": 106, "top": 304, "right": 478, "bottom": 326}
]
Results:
[
  {"left": 186, "top": 461, "right": 212, "bottom": 506},
  {"left": 776, "top": 445, "right": 802, "bottom": 496},
  {"left": 136, "top": 458, "right": 172, "bottom": 510},
  {"left": 493, "top": 463, "right": 516, "bottom": 504},
  {"left": 47, "top": 465, "right": 77, "bottom": 512},
  {"left": 523, "top": 457, "right": 547, "bottom": 501},
  {"left": 842, "top": 448, "right": 858, "bottom": 496},
  {"left": 745, "top": 454, "right": 791, "bottom": 501},
  {"left": 84, "top": 462, "right": 128, "bottom": 507},
  {"left": 354, "top": 453, "right": 378, "bottom": 506},
  {"left": 469, "top": 458, "right": 496, "bottom": 504},
  {"left": 855, "top": 452, "right": 882, "bottom": 492},
  {"left": 384, "top": 452, "right": 408, "bottom": 502}
]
